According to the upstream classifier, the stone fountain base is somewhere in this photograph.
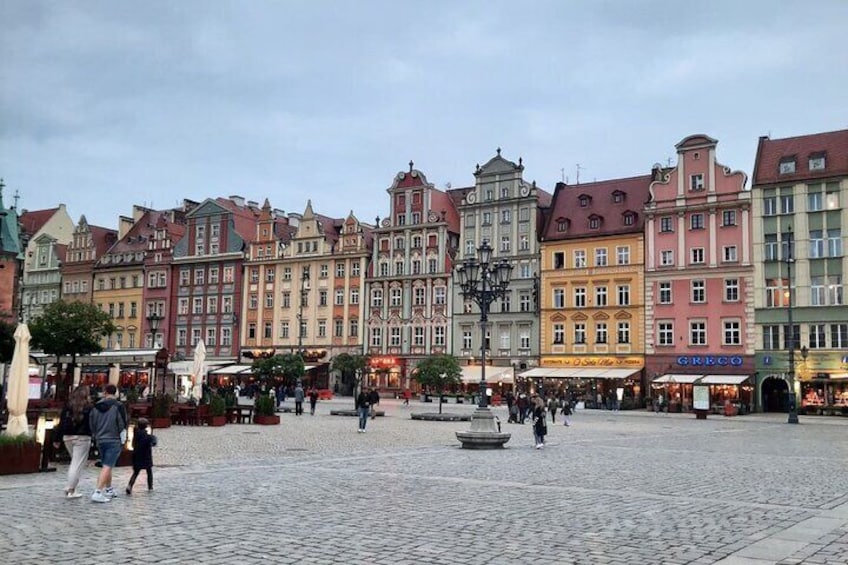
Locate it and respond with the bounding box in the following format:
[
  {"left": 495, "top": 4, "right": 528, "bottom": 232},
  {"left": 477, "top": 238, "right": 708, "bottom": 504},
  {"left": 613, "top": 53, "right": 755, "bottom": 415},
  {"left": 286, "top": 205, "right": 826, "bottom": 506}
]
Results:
[{"left": 455, "top": 406, "right": 511, "bottom": 449}]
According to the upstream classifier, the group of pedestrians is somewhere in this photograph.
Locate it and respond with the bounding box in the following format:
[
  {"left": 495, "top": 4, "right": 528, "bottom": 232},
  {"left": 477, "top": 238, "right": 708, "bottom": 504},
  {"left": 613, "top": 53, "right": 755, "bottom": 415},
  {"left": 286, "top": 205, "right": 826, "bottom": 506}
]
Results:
[{"left": 53, "top": 384, "right": 156, "bottom": 503}]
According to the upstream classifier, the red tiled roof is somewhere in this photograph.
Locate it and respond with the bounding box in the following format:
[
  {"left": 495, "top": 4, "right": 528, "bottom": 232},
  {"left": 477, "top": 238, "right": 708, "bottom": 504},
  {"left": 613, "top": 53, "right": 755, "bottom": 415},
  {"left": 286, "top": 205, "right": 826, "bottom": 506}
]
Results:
[
  {"left": 55, "top": 243, "right": 68, "bottom": 263},
  {"left": 430, "top": 188, "right": 460, "bottom": 234},
  {"left": 19, "top": 207, "right": 59, "bottom": 236},
  {"left": 215, "top": 197, "right": 262, "bottom": 242},
  {"left": 753, "top": 129, "right": 848, "bottom": 185},
  {"left": 90, "top": 225, "right": 119, "bottom": 257},
  {"left": 542, "top": 175, "right": 652, "bottom": 241}
]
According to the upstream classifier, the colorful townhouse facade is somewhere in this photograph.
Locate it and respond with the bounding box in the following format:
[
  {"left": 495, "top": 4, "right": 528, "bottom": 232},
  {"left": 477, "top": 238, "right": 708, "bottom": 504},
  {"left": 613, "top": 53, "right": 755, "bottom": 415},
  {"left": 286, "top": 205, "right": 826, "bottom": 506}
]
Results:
[
  {"left": 752, "top": 129, "right": 848, "bottom": 414},
  {"left": 170, "top": 196, "right": 259, "bottom": 364},
  {"left": 61, "top": 215, "right": 118, "bottom": 306},
  {"left": 644, "top": 135, "right": 755, "bottom": 412},
  {"left": 530, "top": 174, "right": 651, "bottom": 406},
  {"left": 364, "top": 164, "right": 460, "bottom": 394},
  {"left": 141, "top": 209, "right": 187, "bottom": 349},
  {"left": 18, "top": 203, "right": 74, "bottom": 322},
  {"left": 451, "top": 150, "right": 551, "bottom": 392}
]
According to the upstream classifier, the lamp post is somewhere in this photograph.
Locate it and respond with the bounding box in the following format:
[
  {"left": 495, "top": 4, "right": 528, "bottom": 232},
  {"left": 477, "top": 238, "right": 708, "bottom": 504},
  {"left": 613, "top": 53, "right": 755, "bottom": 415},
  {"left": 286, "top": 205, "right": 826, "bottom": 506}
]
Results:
[
  {"left": 784, "top": 230, "right": 799, "bottom": 424},
  {"left": 455, "top": 241, "right": 513, "bottom": 449},
  {"left": 297, "top": 269, "right": 309, "bottom": 357},
  {"left": 146, "top": 314, "right": 163, "bottom": 395}
]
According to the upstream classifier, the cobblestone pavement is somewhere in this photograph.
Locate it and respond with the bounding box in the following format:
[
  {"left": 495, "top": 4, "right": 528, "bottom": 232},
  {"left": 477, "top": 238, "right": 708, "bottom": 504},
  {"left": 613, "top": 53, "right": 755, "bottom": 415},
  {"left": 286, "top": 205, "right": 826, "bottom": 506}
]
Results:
[{"left": 2, "top": 400, "right": 847, "bottom": 565}]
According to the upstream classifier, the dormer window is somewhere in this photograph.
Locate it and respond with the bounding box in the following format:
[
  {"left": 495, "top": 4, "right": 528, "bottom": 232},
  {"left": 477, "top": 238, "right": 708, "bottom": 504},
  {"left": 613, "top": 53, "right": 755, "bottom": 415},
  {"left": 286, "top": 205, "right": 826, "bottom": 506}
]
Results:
[
  {"left": 623, "top": 212, "right": 636, "bottom": 226},
  {"left": 556, "top": 218, "right": 569, "bottom": 232},
  {"left": 589, "top": 215, "right": 602, "bottom": 229},
  {"left": 779, "top": 157, "right": 796, "bottom": 175},
  {"left": 578, "top": 195, "right": 591, "bottom": 208},
  {"left": 690, "top": 174, "right": 705, "bottom": 191},
  {"left": 612, "top": 191, "right": 625, "bottom": 203},
  {"left": 809, "top": 153, "right": 826, "bottom": 171}
]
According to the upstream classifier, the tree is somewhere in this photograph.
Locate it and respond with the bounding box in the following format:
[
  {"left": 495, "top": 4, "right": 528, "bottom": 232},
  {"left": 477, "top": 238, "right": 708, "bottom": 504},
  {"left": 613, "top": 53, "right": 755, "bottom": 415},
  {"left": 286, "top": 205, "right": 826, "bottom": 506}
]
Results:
[
  {"left": 331, "top": 353, "right": 369, "bottom": 402},
  {"left": 252, "top": 354, "right": 304, "bottom": 388},
  {"left": 413, "top": 354, "right": 462, "bottom": 414},
  {"left": 29, "top": 300, "right": 116, "bottom": 401}
]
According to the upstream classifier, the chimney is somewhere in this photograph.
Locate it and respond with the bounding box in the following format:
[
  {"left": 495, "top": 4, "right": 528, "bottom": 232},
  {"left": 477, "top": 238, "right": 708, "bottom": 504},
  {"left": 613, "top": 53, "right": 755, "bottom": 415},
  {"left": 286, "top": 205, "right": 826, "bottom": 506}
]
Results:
[
  {"left": 118, "top": 216, "right": 134, "bottom": 239},
  {"left": 229, "top": 195, "right": 246, "bottom": 207}
]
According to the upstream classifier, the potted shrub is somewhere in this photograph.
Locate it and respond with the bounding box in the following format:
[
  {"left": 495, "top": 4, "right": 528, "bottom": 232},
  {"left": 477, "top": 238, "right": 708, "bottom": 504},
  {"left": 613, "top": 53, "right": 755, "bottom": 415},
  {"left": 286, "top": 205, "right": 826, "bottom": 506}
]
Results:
[
  {"left": 0, "top": 434, "right": 41, "bottom": 475},
  {"left": 253, "top": 395, "right": 280, "bottom": 425},
  {"left": 208, "top": 394, "right": 227, "bottom": 427},
  {"left": 151, "top": 393, "right": 173, "bottom": 429}
]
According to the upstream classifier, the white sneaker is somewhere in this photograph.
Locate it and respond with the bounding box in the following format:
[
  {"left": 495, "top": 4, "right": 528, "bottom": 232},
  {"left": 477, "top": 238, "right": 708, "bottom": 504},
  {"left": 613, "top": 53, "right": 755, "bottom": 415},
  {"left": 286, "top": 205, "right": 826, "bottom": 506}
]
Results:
[
  {"left": 104, "top": 487, "right": 118, "bottom": 498},
  {"left": 65, "top": 491, "right": 83, "bottom": 499},
  {"left": 91, "top": 491, "right": 110, "bottom": 503}
]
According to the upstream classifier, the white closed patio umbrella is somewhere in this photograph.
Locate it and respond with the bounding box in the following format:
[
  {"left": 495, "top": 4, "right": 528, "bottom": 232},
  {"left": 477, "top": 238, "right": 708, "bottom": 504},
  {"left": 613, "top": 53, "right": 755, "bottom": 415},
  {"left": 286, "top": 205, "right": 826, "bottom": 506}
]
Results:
[
  {"left": 191, "top": 340, "right": 206, "bottom": 402},
  {"left": 108, "top": 363, "right": 120, "bottom": 387},
  {"left": 4, "top": 324, "right": 32, "bottom": 437}
]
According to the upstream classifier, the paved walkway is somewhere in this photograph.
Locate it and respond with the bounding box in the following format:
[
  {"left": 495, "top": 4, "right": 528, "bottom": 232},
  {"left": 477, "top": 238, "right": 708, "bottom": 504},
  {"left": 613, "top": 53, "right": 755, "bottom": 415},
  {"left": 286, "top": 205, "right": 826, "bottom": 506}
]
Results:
[{"left": 1, "top": 400, "right": 846, "bottom": 564}]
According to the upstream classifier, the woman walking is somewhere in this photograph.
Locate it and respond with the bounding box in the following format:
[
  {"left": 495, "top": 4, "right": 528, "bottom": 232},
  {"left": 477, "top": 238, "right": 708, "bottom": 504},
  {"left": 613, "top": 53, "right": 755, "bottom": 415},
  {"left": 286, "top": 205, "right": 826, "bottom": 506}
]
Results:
[
  {"left": 54, "top": 386, "right": 93, "bottom": 498},
  {"left": 126, "top": 418, "right": 157, "bottom": 494},
  {"left": 532, "top": 396, "right": 548, "bottom": 449}
]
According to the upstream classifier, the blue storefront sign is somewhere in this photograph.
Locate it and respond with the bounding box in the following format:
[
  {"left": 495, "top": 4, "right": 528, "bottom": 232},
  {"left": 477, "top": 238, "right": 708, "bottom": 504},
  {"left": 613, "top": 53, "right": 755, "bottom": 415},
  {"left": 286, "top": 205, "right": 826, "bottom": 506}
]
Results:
[{"left": 676, "top": 355, "right": 744, "bottom": 367}]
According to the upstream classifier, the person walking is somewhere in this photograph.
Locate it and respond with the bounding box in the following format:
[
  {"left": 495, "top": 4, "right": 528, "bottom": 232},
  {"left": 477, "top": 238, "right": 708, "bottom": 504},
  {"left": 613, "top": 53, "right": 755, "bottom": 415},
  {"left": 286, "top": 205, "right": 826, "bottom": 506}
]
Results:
[
  {"left": 126, "top": 418, "right": 157, "bottom": 495},
  {"left": 532, "top": 396, "right": 547, "bottom": 449},
  {"left": 517, "top": 393, "right": 528, "bottom": 424},
  {"left": 561, "top": 396, "right": 572, "bottom": 426},
  {"left": 355, "top": 388, "right": 371, "bottom": 432},
  {"left": 89, "top": 384, "right": 128, "bottom": 503},
  {"left": 308, "top": 387, "right": 318, "bottom": 415},
  {"left": 294, "top": 382, "right": 305, "bottom": 416},
  {"left": 368, "top": 388, "right": 380, "bottom": 420},
  {"left": 548, "top": 396, "right": 558, "bottom": 424},
  {"left": 402, "top": 388, "right": 411, "bottom": 407},
  {"left": 54, "top": 385, "right": 93, "bottom": 499}
]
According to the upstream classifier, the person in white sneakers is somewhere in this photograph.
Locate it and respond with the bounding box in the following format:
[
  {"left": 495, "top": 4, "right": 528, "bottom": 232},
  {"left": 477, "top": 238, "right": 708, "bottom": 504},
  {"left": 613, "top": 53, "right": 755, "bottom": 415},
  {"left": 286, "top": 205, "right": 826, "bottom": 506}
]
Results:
[
  {"left": 89, "top": 384, "right": 128, "bottom": 503},
  {"left": 53, "top": 386, "right": 93, "bottom": 499},
  {"left": 532, "top": 395, "right": 548, "bottom": 449}
]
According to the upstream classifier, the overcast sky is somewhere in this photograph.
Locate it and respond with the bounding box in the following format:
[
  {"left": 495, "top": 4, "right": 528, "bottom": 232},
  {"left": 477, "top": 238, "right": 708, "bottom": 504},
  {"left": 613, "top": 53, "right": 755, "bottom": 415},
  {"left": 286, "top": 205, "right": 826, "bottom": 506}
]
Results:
[{"left": 2, "top": 1, "right": 846, "bottom": 229}]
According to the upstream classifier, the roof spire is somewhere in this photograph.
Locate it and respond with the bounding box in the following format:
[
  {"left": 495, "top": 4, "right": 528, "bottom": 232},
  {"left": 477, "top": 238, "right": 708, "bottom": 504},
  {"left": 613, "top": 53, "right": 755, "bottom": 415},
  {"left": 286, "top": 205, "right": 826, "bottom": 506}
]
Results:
[
  {"left": 496, "top": 147, "right": 501, "bottom": 156},
  {"left": 409, "top": 160, "right": 414, "bottom": 172}
]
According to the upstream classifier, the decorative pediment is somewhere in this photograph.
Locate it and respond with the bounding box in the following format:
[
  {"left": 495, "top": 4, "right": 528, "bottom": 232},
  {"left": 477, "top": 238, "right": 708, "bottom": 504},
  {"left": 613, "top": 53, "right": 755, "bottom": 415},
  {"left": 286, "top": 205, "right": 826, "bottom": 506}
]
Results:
[
  {"left": 186, "top": 198, "right": 229, "bottom": 218},
  {"left": 614, "top": 310, "right": 633, "bottom": 320},
  {"left": 592, "top": 311, "right": 610, "bottom": 320},
  {"left": 571, "top": 312, "right": 588, "bottom": 321},
  {"left": 475, "top": 148, "right": 524, "bottom": 177},
  {"left": 550, "top": 312, "right": 567, "bottom": 322}
]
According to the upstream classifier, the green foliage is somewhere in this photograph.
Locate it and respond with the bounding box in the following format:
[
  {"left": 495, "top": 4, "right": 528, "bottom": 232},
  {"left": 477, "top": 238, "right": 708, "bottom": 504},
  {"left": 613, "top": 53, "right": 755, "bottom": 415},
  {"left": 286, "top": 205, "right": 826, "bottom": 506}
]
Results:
[
  {"left": 255, "top": 394, "right": 275, "bottom": 416},
  {"left": 209, "top": 394, "right": 226, "bottom": 417},
  {"left": 0, "top": 317, "right": 15, "bottom": 364},
  {"left": 252, "top": 354, "right": 304, "bottom": 384},
  {"left": 29, "top": 300, "right": 117, "bottom": 360},
  {"left": 413, "top": 355, "right": 462, "bottom": 414},
  {"left": 0, "top": 433, "right": 36, "bottom": 446},
  {"left": 224, "top": 391, "right": 237, "bottom": 407},
  {"left": 125, "top": 387, "right": 139, "bottom": 404},
  {"left": 152, "top": 393, "right": 173, "bottom": 418}
]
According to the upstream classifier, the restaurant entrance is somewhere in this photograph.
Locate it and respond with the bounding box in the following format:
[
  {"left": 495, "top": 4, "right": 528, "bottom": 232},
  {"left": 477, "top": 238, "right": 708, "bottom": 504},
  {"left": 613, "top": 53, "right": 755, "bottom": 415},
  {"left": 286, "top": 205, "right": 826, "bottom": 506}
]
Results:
[{"left": 761, "top": 377, "right": 788, "bottom": 412}]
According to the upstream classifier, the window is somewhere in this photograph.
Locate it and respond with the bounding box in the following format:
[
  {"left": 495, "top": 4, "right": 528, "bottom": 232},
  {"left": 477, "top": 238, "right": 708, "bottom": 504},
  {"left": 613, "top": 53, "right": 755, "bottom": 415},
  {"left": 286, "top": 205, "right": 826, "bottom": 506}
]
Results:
[
  {"left": 660, "top": 217, "right": 673, "bottom": 233},
  {"left": 724, "top": 279, "right": 739, "bottom": 302},
  {"left": 690, "top": 214, "right": 704, "bottom": 230},
  {"left": 247, "top": 323, "right": 257, "bottom": 340},
  {"left": 334, "top": 319, "right": 344, "bottom": 338},
  {"left": 690, "top": 248, "right": 705, "bottom": 264},
  {"left": 282, "top": 292, "right": 291, "bottom": 309},
  {"left": 574, "top": 287, "right": 586, "bottom": 308},
  {"left": 811, "top": 277, "right": 825, "bottom": 306},
  {"left": 828, "top": 275, "right": 843, "bottom": 305},
  {"left": 265, "top": 269, "right": 275, "bottom": 283},
  {"left": 623, "top": 213, "right": 635, "bottom": 226},
  {"left": 589, "top": 217, "right": 601, "bottom": 229},
  {"left": 660, "top": 250, "right": 674, "bottom": 266},
  {"left": 317, "top": 320, "right": 327, "bottom": 338},
  {"left": 500, "top": 236, "right": 510, "bottom": 252},
  {"left": 690, "top": 321, "right": 706, "bottom": 346},
  {"left": 617, "top": 322, "right": 630, "bottom": 344},
  {"left": 557, "top": 219, "right": 568, "bottom": 232},
  {"left": 826, "top": 190, "right": 840, "bottom": 210},
  {"left": 283, "top": 267, "right": 292, "bottom": 280},
  {"left": 552, "top": 252, "right": 564, "bottom": 270},
  {"left": 519, "top": 291, "right": 531, "bottom": 312},
  {"left": 221, "top": 327, "right": 232, "bottom": 346},
  {"left": 350, "top": 288, "right": 359, "bottom": 305},
  {"left": 579, "top": 196, "right": 589, "bottom": 207},
  {"left": 379, "top": 263, "right": 389, "bottom": 277},
  {"left": 413, "top": 327, "right": 424, "bottom": 347},
  {"left": 223, "top": 266, "right": 234, "bottom": 283},
  {"left": 809, "top": 324, "right": 826, "bottom": 349},
  {"left": 831, "top": 324, "right": 848, "bottom": 349},
  {"left": 394, "top": 237, "right": 405, "bottom": 251},
  {"left": 265, "top": 293, "right": 274, "bottom": 308},
  {"left": 501, "top": 210, "right": 511, "bottom": 223},
  {"left": 574, "top": 250, "right": 586, "bottom": 268},
  {"left": 779, "top": 158, "right": 796, "bottom": 174},
  {"left": 192, "top": 297, "right": 203, "bottom": 314},
  {"left": 808, "top": 191, "right": 823, "bottom": 212},
  {"left": 553, "top": 323, "right": 565, "bottom": 344},
  {"left": 352, "top": 262, "right": 361, "bottom": 277},
  {"left": 371, "top": 289, "right": 383, "bottom": 307},
  {"left": 249, "top": 268, "right": 259, "bottom": 284},
  {"left": 617, "top": 285, "right": 630, "bottom": 306},
  {"left": 691, "top": 280, "right": 705, "bottom": 303},
  {"left": 191, "top": 329, "right": 201, "bottom": 347},
  {"left": 482, "top": 212, "right": 492, "bottom": 225},
  {"left": 413, "top": 287, "right": 425, "bottom": 306},
  {"left": 612, "top": 191, "right": 624, "bottom": 203},
  {"left": 320, "top": 289, "right": 330, "bottom": 306},
  {"left": 519, "top": 207, "right": 530, "bottom": 221},
  {"left": 763, "top": 325, "right": 780, "bottom": 349},
  {"left": 463, "top": 329, "right": 472, "bottom": 350},
  {"left": 117, "top": 303, "right": 125, "bottom": 318},
  {"left": 519, "top": 327, "right": 530, "bottom": 349},
  {"left": 595, "top": 286, "right": 607, "bottom": 307},
  {"left": 207, "top": 296, "right": 218, "bottom": 314},
  {"left": 783, "top": 324, "right": 800, "bottom": 350},
  {"left": 390, "top": 288, "right": 402, "bottom": 307},
  {"left": 222, "top": 296, "right": 233, "bottom": 313},
  {"left": 722, "top": 210, "right": 737, "bottom": 226},
  {"left": 179, "top": 269, "right": 190, "bottom": 286},
  {"left": 780, "top": 193, "right": 794, "bottom": 214},
  {"left": 177, "top": 329, "right": 187, "bottom": 347},
  {"left": 350, "top": 319, "right": 359, "bottom": 337},
  {"left": 500, "top": 292, "right": 510, "bottom": 312},
  {"left": 690, "top": 174, "right": 705, "bottom": 191},
  {"left": 519, "top": 235, "right": 530, "bottom": 251},
  {"left": 763, "top": 196, "right": 777, "bottom": 216},
  {"left": 659, "top": 282, "right": 672, "bottom": 304},
  {"left": 574, "top": 323, "right": 586, "bottom": 344},
  {"left": 828, "top": 229, "right": 842, "bottom": 257},
  {"left": 553, "top": 288, "right": 565, "bottom": 309},
  {"left": 248, "top": 294, "right": 258, "bottom": 310},
  {"left": 595, "top": 322, "right": 607, "bottom": 344},
  {"left": 723, "top": 320, "right": 741, "bottom": 345},
  {"left": 809, "top": 155, "right": 825, "bottom": 170},
  {"left": 595, "top": 248, "right": 608, "bottom": 267},
  {"left": 178, "top": 298, "right": 189, "bottom": 315},
  {"left": 810, "top": 231, "right": 825, "bottom": 258},
  {"left": 395, "top": 261, "right": 404, "bottom": 276},
  {"left": 764, "top": 234, "right": 779, "bottom": 261},
  {"left": 434, "top": 326, "right": 446, "bottom": 347},
  {"left": 723, "top": 246, "right": 738, "bottom": 262},
  {"left": 616, "top": 246, "right": 630, "bottom": 265}
]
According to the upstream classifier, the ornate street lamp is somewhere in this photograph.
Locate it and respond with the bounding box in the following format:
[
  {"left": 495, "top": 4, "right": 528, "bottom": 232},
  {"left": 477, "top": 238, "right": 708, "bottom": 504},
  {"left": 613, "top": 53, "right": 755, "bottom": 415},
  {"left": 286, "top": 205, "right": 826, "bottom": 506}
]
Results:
[
  {"left": 455, "top": 241, "right": 513, "bottom": 448},
  {"left": 784, "top": 227, "right": 799, "bottom": 424}
]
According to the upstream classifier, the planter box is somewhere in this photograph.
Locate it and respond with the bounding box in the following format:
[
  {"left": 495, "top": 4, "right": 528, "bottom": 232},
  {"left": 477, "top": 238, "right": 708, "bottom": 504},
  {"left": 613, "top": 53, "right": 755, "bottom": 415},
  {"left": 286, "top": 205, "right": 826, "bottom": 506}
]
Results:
[
  {"left": 151, "top": 417, "right": 172, "bottom": 429},
  {"left": 208, "top": 415, "right": 227, "bottom": 427},
  {"left": 253, "top": 414, "right": 280, "bottom": 425},
  {"left": 0, "top": 442, "right": 42, "bottom": 475}
]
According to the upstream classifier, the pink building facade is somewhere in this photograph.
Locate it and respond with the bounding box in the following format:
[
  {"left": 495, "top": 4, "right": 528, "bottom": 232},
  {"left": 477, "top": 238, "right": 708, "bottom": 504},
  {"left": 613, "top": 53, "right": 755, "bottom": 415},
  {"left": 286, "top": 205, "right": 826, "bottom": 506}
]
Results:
[{"left": 644, "top": 135, "right": 756, "bottom": 412}]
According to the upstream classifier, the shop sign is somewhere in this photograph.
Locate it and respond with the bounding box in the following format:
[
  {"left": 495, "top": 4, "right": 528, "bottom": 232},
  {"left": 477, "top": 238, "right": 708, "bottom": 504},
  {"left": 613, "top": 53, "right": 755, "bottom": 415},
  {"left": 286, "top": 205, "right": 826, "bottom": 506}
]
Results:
[
  {"left": 370, "top": 356, "right": 398, "bottom": 368},
  {"left": 676, "top": 355, "right": 743, "bottom": 367},
  {"left": 546, "top": 356, "right": 643, "bottom": 368}
]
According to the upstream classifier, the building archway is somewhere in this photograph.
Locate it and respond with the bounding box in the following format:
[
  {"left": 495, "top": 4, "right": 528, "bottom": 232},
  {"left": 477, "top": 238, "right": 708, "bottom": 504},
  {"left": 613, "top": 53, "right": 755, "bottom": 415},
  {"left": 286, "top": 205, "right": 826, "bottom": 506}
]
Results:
[{"left": 761, "top": 376, "right": 788, "bottom": 412}]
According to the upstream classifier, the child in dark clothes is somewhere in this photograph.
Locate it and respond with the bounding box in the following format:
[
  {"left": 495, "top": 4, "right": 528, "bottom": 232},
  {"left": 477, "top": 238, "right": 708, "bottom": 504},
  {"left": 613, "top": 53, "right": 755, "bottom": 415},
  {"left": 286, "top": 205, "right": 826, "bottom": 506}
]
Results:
[{"left": 126, "top": 418, "right": 157, "bottom": 494}]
